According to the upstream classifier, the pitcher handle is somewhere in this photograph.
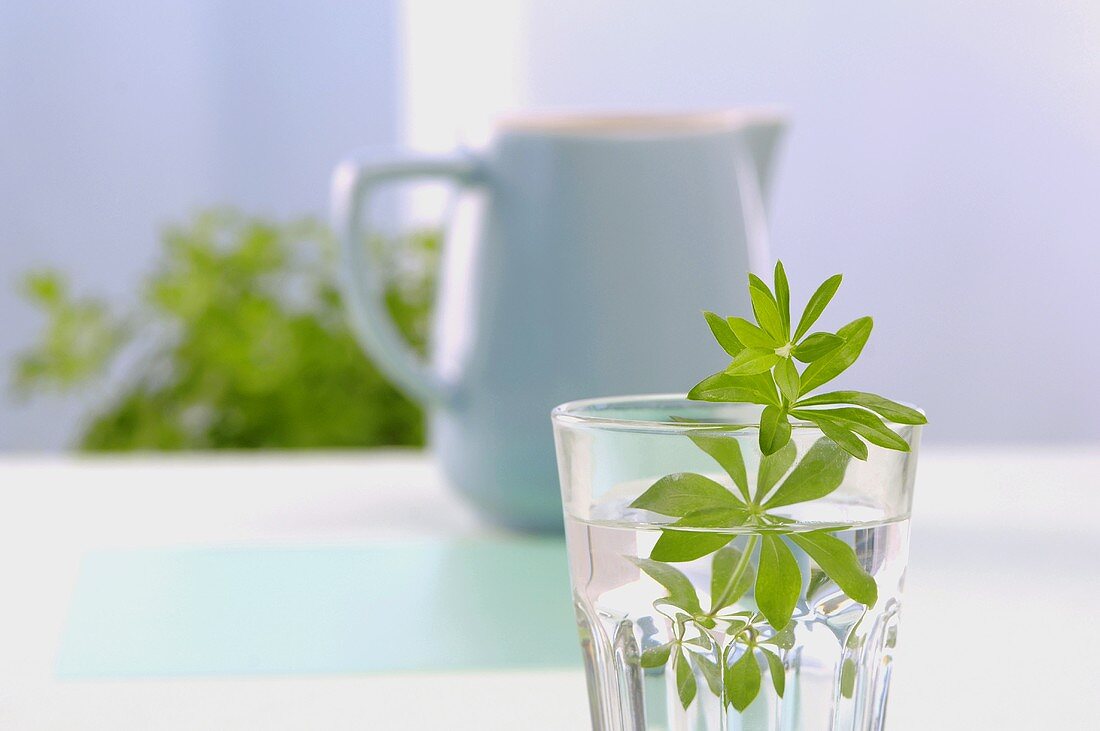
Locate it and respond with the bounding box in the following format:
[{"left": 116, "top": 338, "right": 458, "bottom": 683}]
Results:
[{"left": 331, "top": 154, "right": 478, "bottom": 405}]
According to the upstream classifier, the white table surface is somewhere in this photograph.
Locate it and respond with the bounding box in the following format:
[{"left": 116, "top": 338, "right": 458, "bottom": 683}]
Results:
[{"left": 1, "top": 447, "right": 1098, "bottom": 730}]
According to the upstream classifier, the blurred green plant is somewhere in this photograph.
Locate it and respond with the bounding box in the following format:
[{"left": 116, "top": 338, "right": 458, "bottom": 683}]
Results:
[{"left": 13, "top": 210, "right": 438, "bottom": 450}]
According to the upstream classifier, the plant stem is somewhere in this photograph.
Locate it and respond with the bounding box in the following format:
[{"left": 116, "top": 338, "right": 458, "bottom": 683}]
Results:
[{"left": 712, "top": 534, "right": 759, "bottom": 612}]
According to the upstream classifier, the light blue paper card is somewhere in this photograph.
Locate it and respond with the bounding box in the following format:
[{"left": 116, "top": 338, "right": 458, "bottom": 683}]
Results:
[{"left": 57, "top": 539, "right": 580, "bottom": 678}]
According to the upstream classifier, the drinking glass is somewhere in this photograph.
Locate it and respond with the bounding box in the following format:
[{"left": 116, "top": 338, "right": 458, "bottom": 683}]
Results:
[{"left": 552, "top": 395, "right": 922, "bottom": 731}]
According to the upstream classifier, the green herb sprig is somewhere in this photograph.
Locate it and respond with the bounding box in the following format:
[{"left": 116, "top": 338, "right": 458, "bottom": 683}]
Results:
[
  {"left": 688, "top": 261, "right": 926, "bottom": 458},
  {"left": 628, "top": 434, "right": 871, "bottom": 713},
  {"left": 624, "top": 262, "right": 926, "bottom": 714},
  {"left": 630, "top": 435, "right": 874, "bottom": 629}
]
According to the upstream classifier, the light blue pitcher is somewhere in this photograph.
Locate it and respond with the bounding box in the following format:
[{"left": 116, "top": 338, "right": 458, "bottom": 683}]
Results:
[{"left": 332, "top": 112, "right": 785, "bottom": 532}]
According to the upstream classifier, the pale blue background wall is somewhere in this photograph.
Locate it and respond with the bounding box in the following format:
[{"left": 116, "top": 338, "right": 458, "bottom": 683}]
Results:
[
  {"left": 509, "top": 1, "right": 1100, "bottom": 445},
  {"left": 3, "top": 1, "right": 1097, "bottom": 448},
  {"left": 0, "top": 1, "right": 400, "bottom": 449}
]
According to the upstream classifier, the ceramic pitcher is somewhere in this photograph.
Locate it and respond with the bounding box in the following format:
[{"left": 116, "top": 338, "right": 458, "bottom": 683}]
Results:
[{"left": 332, "top": 111, "right": 785, "bottom": 531}]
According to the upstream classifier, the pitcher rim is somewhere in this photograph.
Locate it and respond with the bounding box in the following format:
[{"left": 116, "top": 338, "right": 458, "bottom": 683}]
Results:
[{"left": 495, "top": 108, "right": 786, "bottom": 136}]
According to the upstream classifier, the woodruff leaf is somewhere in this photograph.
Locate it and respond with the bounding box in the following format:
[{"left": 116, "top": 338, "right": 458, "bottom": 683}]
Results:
[
  {"left": 686, "top": 430, "right": 749, "bottom": 500},
  {"left": 788, "top": 530, "right": 878, "bottom": 607},
  {"left": 727, "top": 317, "right": 777, "bottom": 349},
  {"left": 630, "top": 473, "right": 743, "bottom": 516},
  {"left": 749, "top": 281, "right": 785, "bottom": 343},
  {"left": 628, "top": 557, "right": 704, "bottom": 615},
  {"left": 652, "top": 531, "right": 736, "bottom": 562},
  {"left": 640, "top": 643, "right": 672, "bottom": 668},
  {"left": 761, "top": 622, "right": 796, "bottom": 650},
  {"left": 793, "top": 273, "right": 842, "bottom": 341},
  {"left": 688, "top": 371, "right": 779, "bottom": 406},
  {"left": 683, "top": 634, "right": 712, "bottom": 650},
  {"left": 795, "top": 390, "right": 927, "bottom": 425},
  {"left": 726, "top": 649, "right": 762, "bottom": 712},
  {"left": 651, "top": 507, "right": 748, "bottom": 547},
  {"left": 774, "top": 358, "right": 800, "bottom": 403},
  {"left": 726, "top": 348, "right": 781, "bottom": 377},
  {"left": 760, "top": 647, "right": 786, "bottom": 698},
  {"left": 759, "top": 405, "right": 791, "bottom": 456},
  {"left": 691, "top": 653, "right": 724, "bottom": 698},
  {"left": 710, "top": 544, "right": 755, "bottom": 612},
  {"left": 797, "top": 407, "right": 909, "bottom": 452},
  {"left": 774, "top": 261, "right": 791, "bottom": 336},
  {"left": 676, "top": 649, "right": 697, "bottom": 709},
  {"left": 792, "top": 410, "right": 869, "bottom": 460},
  {"left": 748, "top": 272, "right": 772, "bottom": 292},
  {"left": 840, "top": 657, "right": 857, "bottom": 699},
  {"left": 704, "top": 311, "right": 744, "bottom": 357},
  {"left": 650, "top": 508, "right": 747, "bottom": 561},
  {"left": 763, "top": 438, "right": 851, "bottom": 509},
  {"left": 755, "top": 535, "right": 802, "bottom": 630},
  {"left": 791, "top": 332, "right": 844, "bottom": 363},
  {"left": 798, "top": 317, "right": 873, "bottom": 394},
  {"left": 755, "top": 439, "right": 797, "bottom": 502}
]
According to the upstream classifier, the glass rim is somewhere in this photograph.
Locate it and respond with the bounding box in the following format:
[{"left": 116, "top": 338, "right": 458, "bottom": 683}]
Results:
[{"left": 551, "top": 393, "right": 925, "bottom": 435}]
